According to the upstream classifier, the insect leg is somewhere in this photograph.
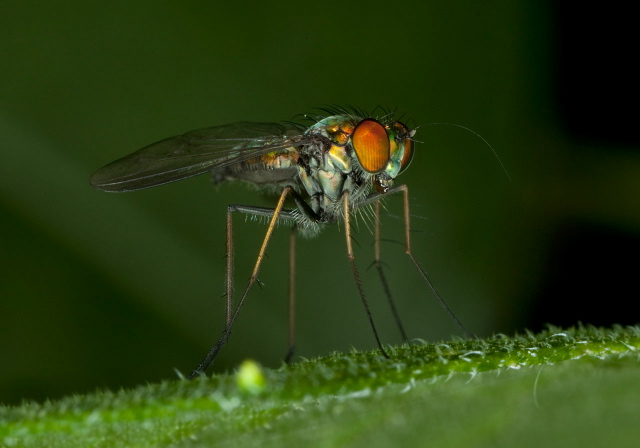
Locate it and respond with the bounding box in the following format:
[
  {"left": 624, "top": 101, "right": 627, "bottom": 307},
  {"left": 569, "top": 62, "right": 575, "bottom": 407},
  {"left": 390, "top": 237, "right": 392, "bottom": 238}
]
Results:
[
  {"left": 396, "top": 184, "right": 477, "bottom": 339},
  {"left": 187, "top": 186, "right": 294, "bottom": 378},
  {"left": 225, "top": 202, "right": 234, "bottom": 330},
  {"left": 284, "top": 225, "right": 297, "bottom": 364},
  {"left": 343, "top": 191, "right": 390, "bottom": 358},
  {"left": 358, "top": 186, "right": 476, "bottom": 339},
  {"left": 373, "top": 200, "right": 409, "bottom": 342}
]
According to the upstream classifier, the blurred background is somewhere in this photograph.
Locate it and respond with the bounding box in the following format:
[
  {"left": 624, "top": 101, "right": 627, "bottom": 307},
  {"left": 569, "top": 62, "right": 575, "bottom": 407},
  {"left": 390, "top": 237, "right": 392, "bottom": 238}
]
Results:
[{"left": 1, "top": 1, "right": 638, "bottom": 405}]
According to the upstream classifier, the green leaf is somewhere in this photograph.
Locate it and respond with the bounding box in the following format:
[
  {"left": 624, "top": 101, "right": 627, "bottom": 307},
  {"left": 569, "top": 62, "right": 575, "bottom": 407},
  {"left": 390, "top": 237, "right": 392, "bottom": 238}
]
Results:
[{"left": 2, "top": 325, "right": 639, "bottom": 448}]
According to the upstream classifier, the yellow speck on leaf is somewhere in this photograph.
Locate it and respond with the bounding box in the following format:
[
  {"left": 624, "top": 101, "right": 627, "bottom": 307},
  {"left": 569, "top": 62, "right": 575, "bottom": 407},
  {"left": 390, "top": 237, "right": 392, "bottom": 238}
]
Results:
[{"left": 236, "top": 359, "right": 266, "bottom": 394}]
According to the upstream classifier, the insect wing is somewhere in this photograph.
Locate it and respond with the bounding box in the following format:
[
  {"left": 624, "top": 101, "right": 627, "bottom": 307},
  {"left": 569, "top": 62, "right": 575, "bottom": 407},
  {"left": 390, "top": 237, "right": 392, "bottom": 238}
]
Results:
[{"left": 90, "top": 122, "right": 306, "bottom": 192}]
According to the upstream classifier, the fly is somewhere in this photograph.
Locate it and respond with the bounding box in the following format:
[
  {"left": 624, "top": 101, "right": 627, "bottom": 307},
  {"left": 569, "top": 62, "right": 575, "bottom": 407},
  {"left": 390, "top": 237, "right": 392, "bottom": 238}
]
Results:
[{"left": 90, "top": 108, "right": 475, "bottom": 379}]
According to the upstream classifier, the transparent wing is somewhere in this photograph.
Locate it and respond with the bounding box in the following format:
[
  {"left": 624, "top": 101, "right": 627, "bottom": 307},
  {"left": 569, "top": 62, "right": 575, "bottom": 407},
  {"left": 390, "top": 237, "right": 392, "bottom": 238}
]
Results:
[{"left": 90, "top": 121, "right": 307, "bottom": 192}]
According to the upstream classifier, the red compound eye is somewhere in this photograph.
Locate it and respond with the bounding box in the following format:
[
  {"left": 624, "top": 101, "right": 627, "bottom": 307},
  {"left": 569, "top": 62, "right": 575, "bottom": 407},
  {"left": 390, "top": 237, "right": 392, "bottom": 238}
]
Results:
[{"left": 352, "top": 119, "right": 390, "bottom": 173}]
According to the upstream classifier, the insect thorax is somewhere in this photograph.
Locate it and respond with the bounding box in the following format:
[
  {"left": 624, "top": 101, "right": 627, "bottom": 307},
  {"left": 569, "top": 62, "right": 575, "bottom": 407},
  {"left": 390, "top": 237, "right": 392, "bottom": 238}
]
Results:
[{"left": 296, "top": 116, "right": 376, "bottom": 224}]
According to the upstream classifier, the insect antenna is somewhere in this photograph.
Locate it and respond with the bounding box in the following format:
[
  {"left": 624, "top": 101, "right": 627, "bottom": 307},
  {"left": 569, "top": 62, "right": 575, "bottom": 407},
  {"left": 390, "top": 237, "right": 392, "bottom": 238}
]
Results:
[{"left": 419, "top": 122, "right": 511, "bottom": 181}]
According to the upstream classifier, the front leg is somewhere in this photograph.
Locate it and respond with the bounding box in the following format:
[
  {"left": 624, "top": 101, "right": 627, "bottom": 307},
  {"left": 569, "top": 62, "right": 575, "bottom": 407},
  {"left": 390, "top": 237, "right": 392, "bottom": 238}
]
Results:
[
  {"left": 343, "top": 191, "right": 389, "bottom": 358},
  {"left": 360, "top": 185, "right": 476, "bottom": 339}
]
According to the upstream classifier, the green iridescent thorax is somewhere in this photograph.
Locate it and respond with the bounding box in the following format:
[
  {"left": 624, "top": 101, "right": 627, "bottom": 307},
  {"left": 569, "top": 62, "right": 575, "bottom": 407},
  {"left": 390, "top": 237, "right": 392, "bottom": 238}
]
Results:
[
  {"left": 307, "top": 116, "right": 358, "bottom": 145},
  {"left": 298, "top": 116, "right": 362, "bottom": 218}
]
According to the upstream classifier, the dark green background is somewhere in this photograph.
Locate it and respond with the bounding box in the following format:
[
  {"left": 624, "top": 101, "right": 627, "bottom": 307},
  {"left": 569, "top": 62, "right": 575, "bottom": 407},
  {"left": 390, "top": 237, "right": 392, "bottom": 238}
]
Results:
[{"left": 1, "top": 2, "right": 638, "bottom": 405}]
